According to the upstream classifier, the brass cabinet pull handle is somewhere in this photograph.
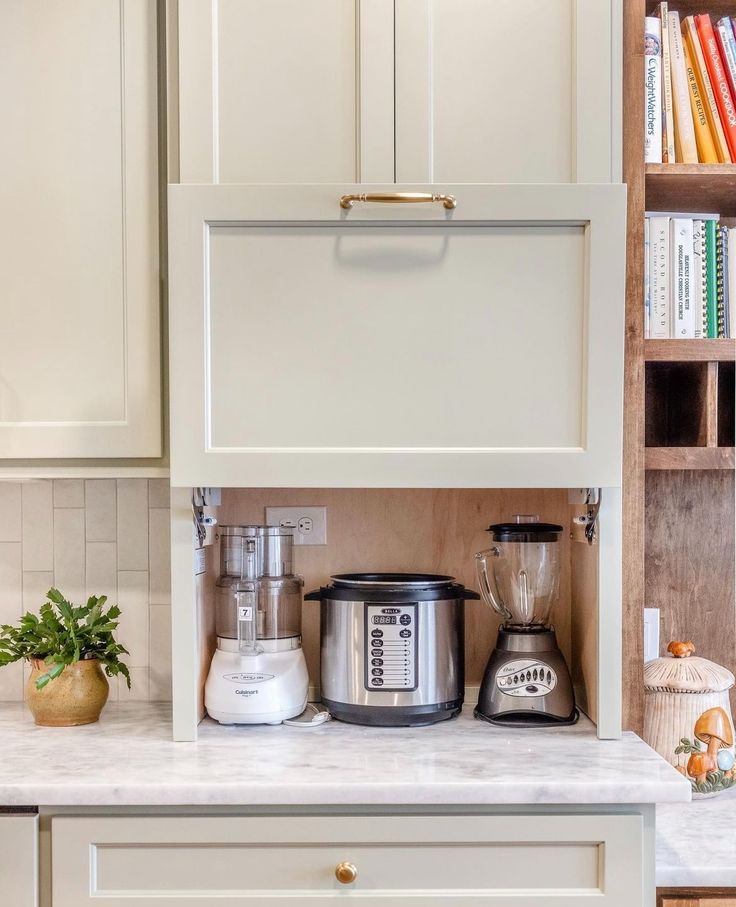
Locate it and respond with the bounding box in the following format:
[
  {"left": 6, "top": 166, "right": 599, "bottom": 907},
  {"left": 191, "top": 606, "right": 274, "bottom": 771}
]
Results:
[
  {"left": 339, "top": 192, "right": 456, "bottom": 210},
  {"left": 335, "top": 861, "right": 358, "bottom": 884}
]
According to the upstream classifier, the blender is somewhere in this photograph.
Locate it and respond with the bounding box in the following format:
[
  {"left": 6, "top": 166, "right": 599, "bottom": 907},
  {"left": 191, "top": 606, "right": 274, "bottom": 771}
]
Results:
[
  {"left": 474, "top": 515, "right": 578, "bottom": 726},
  {"left": 205, "top": 526, "right": 308, "bottom": 725}
]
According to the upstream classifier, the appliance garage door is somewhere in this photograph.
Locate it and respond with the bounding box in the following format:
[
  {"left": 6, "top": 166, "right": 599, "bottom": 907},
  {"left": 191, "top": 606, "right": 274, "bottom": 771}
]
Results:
[{"left": 169, "top": 184, "right": 626, "bottom": 488}]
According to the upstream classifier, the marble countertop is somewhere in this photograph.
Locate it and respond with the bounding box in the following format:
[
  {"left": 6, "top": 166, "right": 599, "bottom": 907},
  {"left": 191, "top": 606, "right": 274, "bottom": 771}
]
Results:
[
  {"left": 0, "top": 702, "right": 689, "bottom": 807},
  {"left": 657, "top": 792, "right": 736, "bottom": 887}
]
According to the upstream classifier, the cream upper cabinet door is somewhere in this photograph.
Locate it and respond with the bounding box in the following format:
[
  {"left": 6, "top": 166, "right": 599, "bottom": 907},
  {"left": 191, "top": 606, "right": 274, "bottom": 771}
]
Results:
[
  {"left": 169, "top": 184, "right": 626, "bottom": 489},
  {"left": 0, "top": 1, "right": 161, "bottom": 459},
  {"left": 395, "top": 0, "right": 621, "bottom": 184},
  {"left": 174, "top": 0, "right": 395, "bottom": 183}
]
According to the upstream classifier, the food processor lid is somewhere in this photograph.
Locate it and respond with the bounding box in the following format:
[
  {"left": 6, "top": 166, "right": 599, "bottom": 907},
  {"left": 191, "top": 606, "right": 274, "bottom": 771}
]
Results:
[
  {"left": 487, "top": 522, "right": 563, "bottom": 542},
  {"left": 331, "top": 572, "right": 455, "bottom": 589}
]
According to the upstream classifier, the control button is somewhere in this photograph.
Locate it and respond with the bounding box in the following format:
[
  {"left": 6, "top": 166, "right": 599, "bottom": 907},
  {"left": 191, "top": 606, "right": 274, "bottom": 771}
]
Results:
[
  {"left": 371, "top": 629, "right": 383, "bottom": 638},
  {"left": 526, "top": 685, "right": 539, "bottom": 694},
  {"left": 371, "top": 668, "right": 383, "bottom": 676},
  {"left": 547, "top": 670, "right": 552, "bottom": 684},
  {"left": 400, "top": 614, "right": 411, "bottom": 625},
  {"left": 371, "top": 658, "right": 383, "bottom": 666},
  {"left": 513, "top": 675, "right": 519, "bottom": 684},
  {"left": 371, "top": 649, "right": 383, "bottom": 657},
  {"left": 399, "top": 629, "right": 411, "bottom": 639},
  {"left": 372, "top": 678, "right": 384, "bottom": 686},
  {"left": 533, "top": 668, "right": 538, "bottom": 681}
]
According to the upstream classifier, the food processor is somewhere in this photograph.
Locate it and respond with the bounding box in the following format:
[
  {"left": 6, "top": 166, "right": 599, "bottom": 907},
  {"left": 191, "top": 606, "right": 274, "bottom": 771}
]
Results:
[
  {"left": 474, "top": 515, "right": 577, "bottom": 726},
  {"left": 205, "top": 526, "right": 308, "bottom": 725}
]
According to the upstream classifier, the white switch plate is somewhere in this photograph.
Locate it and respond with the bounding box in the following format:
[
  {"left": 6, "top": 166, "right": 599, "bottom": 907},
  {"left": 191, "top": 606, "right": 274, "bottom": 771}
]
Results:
[
  {"left": 643, "top": 608, "right": 660, "bottom": 662},
  {"left": 266, "top": 506, "right": 327, "bottom": 545}
]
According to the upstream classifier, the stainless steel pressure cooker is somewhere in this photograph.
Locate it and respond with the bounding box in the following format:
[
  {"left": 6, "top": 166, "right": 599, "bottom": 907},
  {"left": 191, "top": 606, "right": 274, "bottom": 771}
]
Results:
[{"left": 305, "top": 573, "right": 478, "bottom": 726}]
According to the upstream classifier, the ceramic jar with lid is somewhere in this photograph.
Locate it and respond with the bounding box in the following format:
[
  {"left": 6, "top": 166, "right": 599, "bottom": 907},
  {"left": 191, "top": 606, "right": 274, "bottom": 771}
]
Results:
[{"left": 644, "top": 641, "right": 736, "bottom": 797}]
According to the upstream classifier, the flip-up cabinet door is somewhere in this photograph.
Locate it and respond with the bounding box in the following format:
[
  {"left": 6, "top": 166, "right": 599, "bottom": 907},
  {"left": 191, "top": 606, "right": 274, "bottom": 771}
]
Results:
[
  {"left": 169, "top": 183, "right": 626, "bottom": 488},
  {"left": 395, "top": 0, "right": 620, "bottom": 184},
  {"left": 174, "top": 0, "right": 395, "bottom": 183},
  {"left": 0, "top": 813, "right": 38, "bottom": 907},
  {"left": 0, "top": 0, "right": 161, "bottom": 459}
]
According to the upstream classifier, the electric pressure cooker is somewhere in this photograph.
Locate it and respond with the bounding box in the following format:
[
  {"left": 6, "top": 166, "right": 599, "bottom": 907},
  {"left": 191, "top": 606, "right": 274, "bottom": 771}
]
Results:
[{"left": 305, "top": 573, "right": 478, "bottom": 726}]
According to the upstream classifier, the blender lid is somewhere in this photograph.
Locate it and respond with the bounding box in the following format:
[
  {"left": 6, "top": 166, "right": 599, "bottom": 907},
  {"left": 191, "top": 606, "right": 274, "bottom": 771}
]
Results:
[
  {"left": 331, "top": 572, "right": 455, "bottom": 588},
  {"left": 487, "top": 522, "right": 563, "bottom": 542}
]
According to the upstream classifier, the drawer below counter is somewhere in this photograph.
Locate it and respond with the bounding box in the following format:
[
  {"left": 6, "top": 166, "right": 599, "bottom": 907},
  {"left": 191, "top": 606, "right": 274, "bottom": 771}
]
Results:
[{"left": 51, "top": 812, "right": 645, "bottom": 906}]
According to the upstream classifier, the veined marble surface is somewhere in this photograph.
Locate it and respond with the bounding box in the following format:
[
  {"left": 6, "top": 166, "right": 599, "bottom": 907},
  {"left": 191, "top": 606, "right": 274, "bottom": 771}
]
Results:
[
  {"left": 657, "top": 792, "right": 736, "bottom": 887},
  {"left": 0, "top": 702, "right": 689, "bottom": 807}
]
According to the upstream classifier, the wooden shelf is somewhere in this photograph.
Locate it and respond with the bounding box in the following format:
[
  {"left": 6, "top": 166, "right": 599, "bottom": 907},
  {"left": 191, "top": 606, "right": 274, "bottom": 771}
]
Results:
[
  {"left": 645, "top": 339, "right": 736, "bottom": 362},
  {"left": 645, "top": 164, "right": 736, "bottom": 217},
  {"left": 645, "top": 446, "right": 735, "bottom": 470}
]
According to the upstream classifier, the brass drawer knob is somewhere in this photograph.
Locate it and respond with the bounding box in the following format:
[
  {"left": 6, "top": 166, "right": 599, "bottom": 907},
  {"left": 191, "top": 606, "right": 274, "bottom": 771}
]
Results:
[{"left": 335, "top": 861, "right": 357, "bottom": 884}]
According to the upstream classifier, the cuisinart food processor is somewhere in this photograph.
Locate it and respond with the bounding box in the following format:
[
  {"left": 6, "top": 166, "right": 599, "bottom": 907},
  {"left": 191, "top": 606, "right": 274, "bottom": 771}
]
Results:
[
  {"left": 475, "top": 516, "right": 578, "bottom": 726},
  {"left": 205, "top": 526, "right": 308, "bottom": 725},
  {"left": 306, "top": 573, "right": 478, "bottom": 727}
]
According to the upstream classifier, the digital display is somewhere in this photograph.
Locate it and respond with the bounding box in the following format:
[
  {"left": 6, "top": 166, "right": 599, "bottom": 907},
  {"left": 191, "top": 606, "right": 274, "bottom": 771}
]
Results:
[{"left": 373, "top": 615, "right": 397, "bottom": 625}]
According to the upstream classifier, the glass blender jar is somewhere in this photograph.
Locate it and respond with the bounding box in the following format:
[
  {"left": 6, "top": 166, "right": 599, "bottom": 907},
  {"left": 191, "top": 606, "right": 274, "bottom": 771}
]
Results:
[{"left": 474, "top": 516, "right": 577, "bottom": 726}]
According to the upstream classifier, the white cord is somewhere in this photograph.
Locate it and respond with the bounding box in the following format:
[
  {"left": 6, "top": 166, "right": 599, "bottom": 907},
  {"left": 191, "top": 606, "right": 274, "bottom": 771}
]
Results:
[{"left": 282, "top": 704, "right": 331, "bottom": 728}]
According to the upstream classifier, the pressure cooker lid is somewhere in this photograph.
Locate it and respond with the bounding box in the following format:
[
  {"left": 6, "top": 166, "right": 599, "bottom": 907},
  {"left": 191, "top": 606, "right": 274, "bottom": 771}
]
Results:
[
  {"left": 331, "top": 572, "right": 455, "bottom": 589},
  {"left": 487, "top": 522, "right": 563, "bottom": 542}
]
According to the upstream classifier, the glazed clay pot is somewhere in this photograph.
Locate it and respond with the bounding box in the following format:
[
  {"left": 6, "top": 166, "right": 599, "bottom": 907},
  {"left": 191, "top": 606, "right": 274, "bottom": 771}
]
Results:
[{"left": 26, "top": 658, "right": 109, "bottom": 727}]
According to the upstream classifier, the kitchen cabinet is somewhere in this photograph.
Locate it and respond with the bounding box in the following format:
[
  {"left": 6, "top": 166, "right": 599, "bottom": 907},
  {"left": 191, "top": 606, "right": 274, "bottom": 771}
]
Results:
[
  {"left": 168, "top": 183, "right": 626, "bottom": 489},
  {"left": 173, "top": 0, "right": 620, "bottom": 187},
  {"left": 0, "top": 0, "right": 161, "bottom": 459},
  {"left": 51, "top": 813, "right": 645, "bottom": 905},
  {"left": 0, "top": 813, "right": 38, "bottom": 907}
]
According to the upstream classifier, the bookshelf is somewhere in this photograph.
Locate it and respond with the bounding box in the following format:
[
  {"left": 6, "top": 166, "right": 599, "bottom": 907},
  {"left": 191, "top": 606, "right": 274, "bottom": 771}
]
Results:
[{"left": 623, "top": 0, "right": 736, "bottom": 733}]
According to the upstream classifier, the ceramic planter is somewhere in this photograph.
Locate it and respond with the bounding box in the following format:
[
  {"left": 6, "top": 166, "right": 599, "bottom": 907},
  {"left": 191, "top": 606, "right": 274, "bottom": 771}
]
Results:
[
  {"left": 26, "top": 658, "right": 109, "bottom": 727},
  {"left": 644, "top": 642, "right": 735, "bottom": 798}
]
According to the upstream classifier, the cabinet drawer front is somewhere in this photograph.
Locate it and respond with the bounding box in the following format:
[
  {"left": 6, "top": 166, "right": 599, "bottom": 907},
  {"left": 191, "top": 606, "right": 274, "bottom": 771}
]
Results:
[
  {"left": 0, "top": 814, "right": 38, "bottom": 907},
  {"left": 52, "top": 814, "right": 643, "bottom": 906},
  {"left": 169, "top": 183, "right": 625, "bottom": 488}
]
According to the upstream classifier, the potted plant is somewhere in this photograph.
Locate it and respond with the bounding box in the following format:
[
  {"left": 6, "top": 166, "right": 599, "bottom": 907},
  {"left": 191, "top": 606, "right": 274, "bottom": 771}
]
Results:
[{"left": 0, "top": 588, "right": 130, "bottom": 726}]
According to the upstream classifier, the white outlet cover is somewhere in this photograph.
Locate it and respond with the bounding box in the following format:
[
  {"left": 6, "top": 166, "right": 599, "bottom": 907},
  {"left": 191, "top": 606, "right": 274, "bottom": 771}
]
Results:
[
  {"left": 265, "top": 506, "right": 327, "bottom": 545},
  {"left": 643, "top": 608, "right": 660, "bottom": 662}
]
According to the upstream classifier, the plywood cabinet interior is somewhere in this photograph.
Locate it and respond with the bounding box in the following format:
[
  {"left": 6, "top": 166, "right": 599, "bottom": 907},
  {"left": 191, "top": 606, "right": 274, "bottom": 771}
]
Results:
[{"left": 0, "top": 0, "right": 161, "bottom": 459}]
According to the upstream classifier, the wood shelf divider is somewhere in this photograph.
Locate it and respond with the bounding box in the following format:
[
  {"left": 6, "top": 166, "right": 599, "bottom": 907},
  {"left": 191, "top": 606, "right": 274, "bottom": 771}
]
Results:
[
  {"left": 645, "top": 447, "right": 735, "bottom": 470},
  {"left": 644, "top": 339, "right": 736, "bottom": 362},
  {"left": 646, "top": 164, "right": 736, "bottom": 216}
]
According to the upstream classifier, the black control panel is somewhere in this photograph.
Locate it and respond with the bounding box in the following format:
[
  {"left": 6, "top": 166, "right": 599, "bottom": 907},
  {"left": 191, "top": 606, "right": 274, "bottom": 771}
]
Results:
[{"left": 364, "top": 603, "right": 418, "bottom": 692}]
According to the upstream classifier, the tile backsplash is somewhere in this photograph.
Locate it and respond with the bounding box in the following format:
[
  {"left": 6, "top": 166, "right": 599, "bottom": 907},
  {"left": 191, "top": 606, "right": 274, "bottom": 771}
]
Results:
[{"left": 0, "top": 479, "right": 171, "bottom": 702}]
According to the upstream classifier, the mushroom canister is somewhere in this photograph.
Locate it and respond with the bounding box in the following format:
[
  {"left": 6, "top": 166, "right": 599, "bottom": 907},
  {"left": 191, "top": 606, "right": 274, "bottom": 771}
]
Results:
[{"left": 644, "top": 642, "right": 736, "bottom": 797}]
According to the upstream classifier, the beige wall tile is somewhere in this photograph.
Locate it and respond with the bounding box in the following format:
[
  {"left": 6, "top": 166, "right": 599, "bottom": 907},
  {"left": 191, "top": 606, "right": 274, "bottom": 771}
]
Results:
[
  {"left": 86, "top": 542, "right": 117, "bottom": 600},
  {"left": 116, "top": 479, "right": 149, "bottom": 571},
  {"left": 0, "top": 483, "right": 22, "bottom": 542},
  {"left": 53, "top": 479, "right": 84, "bottom": 508},
  {"left": 117, "top": 570, "right": 149, "bottom": 668},
  {"left": 149, "top": 604, "right": 172, "bottom": 701},
  {"left": 149, "top": 508, "right": 171, "bottom": 605},
  {"left": 21, "top": 482, "right": 53, "bottom": 571},
  {"left": 0, "top": 542, "right": 22, "bottom": 621},
  {"left": 148, "top": 478, "right": 170, "bottom": 509},
  {"left": 53, "top": 509, "right": 86, "bottom": 603},
  {"left": 23, "top": 571, "right": 54, "bottom": 612},
  {"left": 118, "top": 665, "right": 149, "bottom": 701},
  {"left": 0, "top": 661, "right": 24, "bottom": 701},
  {"left": 85, "top": 479, "right": 116, "bottom": 542}
]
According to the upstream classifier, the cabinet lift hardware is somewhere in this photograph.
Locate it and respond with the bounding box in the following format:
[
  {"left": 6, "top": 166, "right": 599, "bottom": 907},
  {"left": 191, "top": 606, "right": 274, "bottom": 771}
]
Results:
[{"left": 339, "top": 192, "right": 457, "bottom": 210}]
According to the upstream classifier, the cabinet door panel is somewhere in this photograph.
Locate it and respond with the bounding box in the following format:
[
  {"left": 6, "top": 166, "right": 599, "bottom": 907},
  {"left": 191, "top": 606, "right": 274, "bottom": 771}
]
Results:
[
  {"left": 169, "top": 183, "right": 625, "bottom": 488},
  {"left": 176, "top": 0, "right": 394, "bottom": 183},
  {"left": 0, "top": 814, "right": 37, "bottom": 907},
  {"left": 0, "top": 0, "right": 161, "bottom": 458},
  {"left": 52, "top": 813, "right": 644, "bottom": 905},
  {"left": 395, "top": 0, "right": 619, "bottom": 184}
]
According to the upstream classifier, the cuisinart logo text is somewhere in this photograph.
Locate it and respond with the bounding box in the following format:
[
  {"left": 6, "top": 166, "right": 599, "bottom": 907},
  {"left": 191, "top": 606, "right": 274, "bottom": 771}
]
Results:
[{"left": 223, "top": 673, "right": 275, "bottom": 684}]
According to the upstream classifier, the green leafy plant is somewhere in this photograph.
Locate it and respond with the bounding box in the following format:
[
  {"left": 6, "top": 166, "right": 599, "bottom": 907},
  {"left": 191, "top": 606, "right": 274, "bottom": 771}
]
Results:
[{"left": 0, "top": 589, "right": 130, "bottom": 690}]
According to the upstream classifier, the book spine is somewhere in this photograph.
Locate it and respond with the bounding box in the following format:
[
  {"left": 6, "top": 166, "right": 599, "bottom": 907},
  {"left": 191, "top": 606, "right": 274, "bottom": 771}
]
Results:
[
  {"left": 644, "top": 218, "right": 651, "bottom": 337},
  {"left": 692, "top": 220, "right": 707, "bottom": 339},
  {"left": 683, "top": 37, "right": 718, "bottom": 162},
  {"left": 705, "top": 218, "right": 718, "bottom": 338},
  {"left": 683, "top": 16, "right": 732, "bottom": 162},
  {"left": 645, "top": 18, "right": 663, "bottom": 163},
  {"left": 658, "top": 4, "right": 676, "bottom": 161},
  {"left": 696, "top": 14, "right": 736, "bottom": 160},
  {"left": 649, "top": 216, "right": 671, "bottom": 338},
  {"left": 668, "top": 12, "right": 698, "bottom": 162},
  {"left": 718, "top": 225, "right": 730, "bottom": 338},
  {"left": 670, "top": 218, "right": 695, "bottom": 338},
  {"left": 727, "top": 226, "right": 735, "bottom": 338},
  {"left": 716, "top": 19, "right": 736, "bottom": 102}
]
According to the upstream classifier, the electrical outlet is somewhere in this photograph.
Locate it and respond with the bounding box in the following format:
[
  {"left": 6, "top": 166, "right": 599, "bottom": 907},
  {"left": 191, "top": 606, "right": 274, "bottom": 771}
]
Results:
[
  {"left": 265, "top": 506, "right": 327, "bottom": 545},
  {"left": 644, "top": 608, "right": 660, "bottom": 662}
]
